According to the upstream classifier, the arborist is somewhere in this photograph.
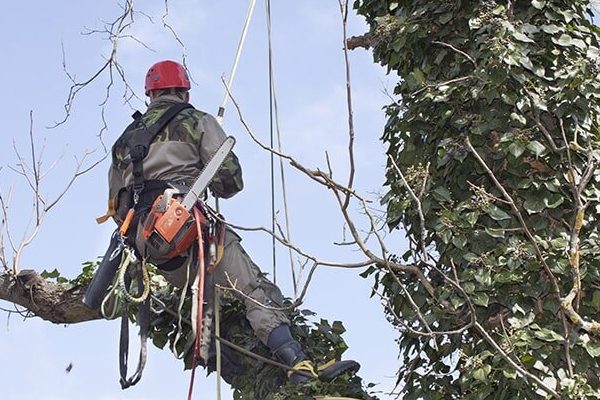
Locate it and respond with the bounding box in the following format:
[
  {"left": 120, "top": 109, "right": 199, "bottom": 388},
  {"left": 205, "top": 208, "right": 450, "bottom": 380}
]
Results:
[{"left": 96, "top": 60, "right": 360, "bottom": 384}]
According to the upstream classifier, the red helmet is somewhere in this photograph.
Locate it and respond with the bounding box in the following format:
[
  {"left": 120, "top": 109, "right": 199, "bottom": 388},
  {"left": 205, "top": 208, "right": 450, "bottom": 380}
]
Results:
[{"left": 144, "top": 60, "right": 191, "bottom": 94}]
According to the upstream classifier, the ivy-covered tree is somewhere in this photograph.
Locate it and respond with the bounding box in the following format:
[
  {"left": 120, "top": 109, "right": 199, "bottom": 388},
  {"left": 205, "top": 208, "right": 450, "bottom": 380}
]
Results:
[{"left": 353, "top": 0, "right": 600, "bottom": 398}]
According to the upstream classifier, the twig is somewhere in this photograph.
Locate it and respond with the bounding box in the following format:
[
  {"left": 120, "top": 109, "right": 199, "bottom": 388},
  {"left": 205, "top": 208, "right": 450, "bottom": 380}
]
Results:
[
  {"left": 388, "top": 156, "right": 429, "bottom": 262},
  {"left": 432, "top": 41, "right": 477, "bottom": 68}
]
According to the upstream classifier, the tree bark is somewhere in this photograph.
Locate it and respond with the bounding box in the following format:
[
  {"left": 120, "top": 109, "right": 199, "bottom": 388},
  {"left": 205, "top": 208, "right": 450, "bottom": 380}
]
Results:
[{"left": 0, "top": 270, "right": 101, "bottom": 324}]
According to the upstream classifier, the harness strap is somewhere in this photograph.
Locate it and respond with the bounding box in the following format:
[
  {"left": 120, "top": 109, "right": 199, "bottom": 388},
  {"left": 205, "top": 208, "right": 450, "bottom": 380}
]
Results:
[
  {"left": 119, "top": 257, "right": 151, "bottom": 389},
  {"left": 129, "top": 103, "right": 194, "bottom": 194}
]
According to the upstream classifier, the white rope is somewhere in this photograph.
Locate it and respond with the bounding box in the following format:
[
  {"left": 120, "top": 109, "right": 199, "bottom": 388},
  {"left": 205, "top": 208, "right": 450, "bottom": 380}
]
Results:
[
  {"left": 216, "top": 0, "right": 257, "bottom": 125},
  {"left": 170, "top": 254, "right": 193, "bottom": 359}
]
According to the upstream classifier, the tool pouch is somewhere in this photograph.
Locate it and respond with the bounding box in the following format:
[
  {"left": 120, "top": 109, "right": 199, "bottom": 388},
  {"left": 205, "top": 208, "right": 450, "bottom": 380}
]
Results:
[{"left": 83, "top": 229, "right": 124, "bottom": 309}]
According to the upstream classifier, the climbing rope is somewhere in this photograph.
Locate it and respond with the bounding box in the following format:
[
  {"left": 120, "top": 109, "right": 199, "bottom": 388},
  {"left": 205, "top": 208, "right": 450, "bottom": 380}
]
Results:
[
  {"left": 117, "top": 248, "right": 150, "bottom": 304},
  {"left": 100, "top": 246, "right": 150, "bottom": 318},
  {"left": 265, "top": 0, "right": 297, "bottom": 293},
  {"left": 170, "top": 255, "right": 195, "bottom": 360},
  {"left": 97, "top": 244, "right": 151, "bottom": 390},
  {"left": 216, "top": 0, "right": 257, "bottom": 124}
]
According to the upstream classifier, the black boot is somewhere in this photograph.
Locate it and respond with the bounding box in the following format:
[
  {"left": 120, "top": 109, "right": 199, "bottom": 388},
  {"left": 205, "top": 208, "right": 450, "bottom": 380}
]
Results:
[
  {"left": 316, "top": 358, "right": 361, "bottom": 381},
  {"left": 267, "top": 325, "right": 361, "bottom": 384}
]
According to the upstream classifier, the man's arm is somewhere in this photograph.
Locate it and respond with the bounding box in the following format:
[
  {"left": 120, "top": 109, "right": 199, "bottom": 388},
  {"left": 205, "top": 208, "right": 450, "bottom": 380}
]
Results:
[{"left": 198, "top": 113, "right": 244, "bottom": 199}]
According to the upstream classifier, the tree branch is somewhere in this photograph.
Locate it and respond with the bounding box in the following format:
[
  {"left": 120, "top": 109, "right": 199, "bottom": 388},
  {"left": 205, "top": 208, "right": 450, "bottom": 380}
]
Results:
[{"left": 0, "top": 270, "right": 100, "bottom": 324}]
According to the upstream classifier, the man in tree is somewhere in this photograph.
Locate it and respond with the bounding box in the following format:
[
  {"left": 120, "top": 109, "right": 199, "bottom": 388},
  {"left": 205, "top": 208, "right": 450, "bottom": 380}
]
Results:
[{"left": 99, "top": 59, "right": 360, "bottom": 383}]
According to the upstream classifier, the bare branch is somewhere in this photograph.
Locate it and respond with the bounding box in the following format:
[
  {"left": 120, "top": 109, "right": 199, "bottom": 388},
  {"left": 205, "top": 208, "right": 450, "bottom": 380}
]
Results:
[
  {"left": 44, "top": 149, "right": 109, "bottom": 212},
  {"left": 0, "top": 270, "right": 100, "bottom": 324},
  {"left": 558, "top": 120, "right": 600, "bottom": 334},
  {"left": 338, "top": 0, "right": 356, "bottom": 211},
  {"left": 53, "top": 0, "right": 140, "bottom": 127},
  {"left": 388, "top": 156, "right": 429, "bottom": 262}
]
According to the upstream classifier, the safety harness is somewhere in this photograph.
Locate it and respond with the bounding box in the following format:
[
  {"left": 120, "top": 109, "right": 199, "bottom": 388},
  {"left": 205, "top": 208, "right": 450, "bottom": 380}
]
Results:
[
  {"left": 111, "top": 103, "right": 193, "bottom": 389},
  {"left": 101, "top": 103, "right": 226, "bottom": 391},
  {"left": 115, "top": 102, "right": 193, "bottom": 233}
]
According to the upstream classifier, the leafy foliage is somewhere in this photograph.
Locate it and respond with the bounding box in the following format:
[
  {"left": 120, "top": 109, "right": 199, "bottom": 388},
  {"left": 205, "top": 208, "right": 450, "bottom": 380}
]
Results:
[
  {"left": 53, "top": 259, "right": 374, "bottom": 398},
  {"left": 148, "top": 284, "right": 376, "bottom": 400},
  {"left": 354, "top": 0, "right": 600, "bottom": 398}
]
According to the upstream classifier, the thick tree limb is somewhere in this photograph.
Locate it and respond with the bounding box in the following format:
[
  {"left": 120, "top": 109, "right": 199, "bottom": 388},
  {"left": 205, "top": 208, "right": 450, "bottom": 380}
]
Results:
[{"left": 0, "top": 270, "right": 100, "bottom": 324}]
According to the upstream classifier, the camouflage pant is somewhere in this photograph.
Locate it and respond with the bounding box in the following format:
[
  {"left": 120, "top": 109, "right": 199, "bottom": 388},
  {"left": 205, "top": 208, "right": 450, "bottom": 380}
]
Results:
[{"left": 159, "top": 229, "right": 290, "bottom": 344}]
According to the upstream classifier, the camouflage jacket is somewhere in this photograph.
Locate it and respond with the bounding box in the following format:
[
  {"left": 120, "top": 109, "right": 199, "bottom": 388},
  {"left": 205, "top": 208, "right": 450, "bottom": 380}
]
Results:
[{"left": 105, "top": 95, "right": 243, "bottom": 221}]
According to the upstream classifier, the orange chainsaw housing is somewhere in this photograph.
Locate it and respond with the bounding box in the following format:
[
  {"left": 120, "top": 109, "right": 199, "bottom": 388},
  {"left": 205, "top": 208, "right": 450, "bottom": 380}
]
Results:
[{"left": 142, "top": 194, "right": 202, "bottom": 261}]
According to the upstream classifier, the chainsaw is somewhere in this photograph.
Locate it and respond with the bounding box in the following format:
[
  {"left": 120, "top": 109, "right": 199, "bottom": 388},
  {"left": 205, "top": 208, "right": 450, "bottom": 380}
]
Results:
[{"left": 141, "top": 136, "right": 235, "bottom": 262}]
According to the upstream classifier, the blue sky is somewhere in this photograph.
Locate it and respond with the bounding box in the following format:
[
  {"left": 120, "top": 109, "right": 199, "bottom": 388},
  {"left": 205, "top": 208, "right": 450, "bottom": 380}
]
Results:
[{"left": 0, "top": 1, "right": 402, "bottom": 399}]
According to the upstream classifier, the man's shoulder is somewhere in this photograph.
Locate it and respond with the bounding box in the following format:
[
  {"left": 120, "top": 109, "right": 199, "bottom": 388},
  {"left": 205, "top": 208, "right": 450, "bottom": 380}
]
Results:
[{"left": 178, "top": 105, "right": 209, "bottom": 120}]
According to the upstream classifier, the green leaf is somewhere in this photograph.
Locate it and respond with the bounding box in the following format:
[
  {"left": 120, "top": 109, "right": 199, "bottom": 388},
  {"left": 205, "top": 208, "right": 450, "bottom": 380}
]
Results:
[
  {"left": 510, "top": 112, "right": 527, "bottom": 127},
  {"left": 464, "top": 282, "right": 476, "bottom": 294},
  {"left": 472, "top": 292, "right": 490, "bottom": 307},
  {"left": 439, "top": 228, "right": 452, "bottom": 244},
  {"left": 473, "top": 365, "right": 491, "bottom": 381},
  {"left": 520, "top": 354, "right": 536, "bottom": 368},
  {"left": 508, "top": 142, "right": 526, "bottom": 158},
  {"left": 432, "top": 187, "right": 452, "bottom": 203},
  {"left": 541, "top": 24, "right": 562, "bottom": 34},
  {"left": 152, "top": 331, "right": 169, "bottom": 349},
  {"left": 331, "top": 320, "right": 346, "bottom": 335},
  {"left": 531, "top": 0, "right": 546, "bottom": 9},
  {"left": 503, "top": 369, "right": 518, "bottom": 379},
  {"left": 484, "top": 227, "right": 505, "bottom": 238},
  {"left": 519, "top": 56, "right": 535, "bottom": 71},
  {"left": 439, "top": 13, "right": 453, "bottom": 24},
  {"left": 452, "top": 235, "right": 468, "bottom": 249},
  {"left": 412, "top": 68, "right": 426, "bottom": 84},
  {"left": 40, "top": 268, "right": 61, "bottom": 279},
  {"left": 465, "top": 211, "right": 480, "bottom": 226},
  {"left": 464, "top": 253, "right": 480, "bottom": 263},
  {"left": 555, "top": 34, "right": 572, "bottom": 47},
  {"left": 571, "top": 38, "right": 586, "bottom": 49},
  {"left": 523, "top": 198, "right": 545, "bottom": 213},
  {"left": 558, "top": 9, "right": 575, "bottom": 23},
  {"left": 544, "top": 194, "right": 564, "bottom": 209},
  {"left": 527, "top": 141, "right": 546, "bottom": 157},
  {"left": 537, "top": 376, "right": 558, "bottom": 398},
  {"left": 513, "top": 31, "right": 534, "bottom": 43},
  {"left": 591, "top": 291, "right": 600, "bottom": 312},
  {"left": 583, "top": 339, "right": 600, "bottom": 357},
  {"left": 485, "top": 205, "right": 512, "bottom": 221},
  {"left": 533, "top": 327, "right": 564, "bottom": 342}
]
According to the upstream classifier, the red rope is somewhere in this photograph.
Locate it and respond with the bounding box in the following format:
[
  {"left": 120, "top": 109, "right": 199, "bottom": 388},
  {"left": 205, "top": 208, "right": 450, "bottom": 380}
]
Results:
[{"left": 187, "top": 206, "right": 206, "bottom": 400}]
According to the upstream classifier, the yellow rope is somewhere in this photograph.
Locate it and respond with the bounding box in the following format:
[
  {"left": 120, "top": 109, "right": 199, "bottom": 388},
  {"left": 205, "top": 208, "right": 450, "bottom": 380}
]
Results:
[{"left": 117, "top": 248, "right": 150, "bottom": 304}]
